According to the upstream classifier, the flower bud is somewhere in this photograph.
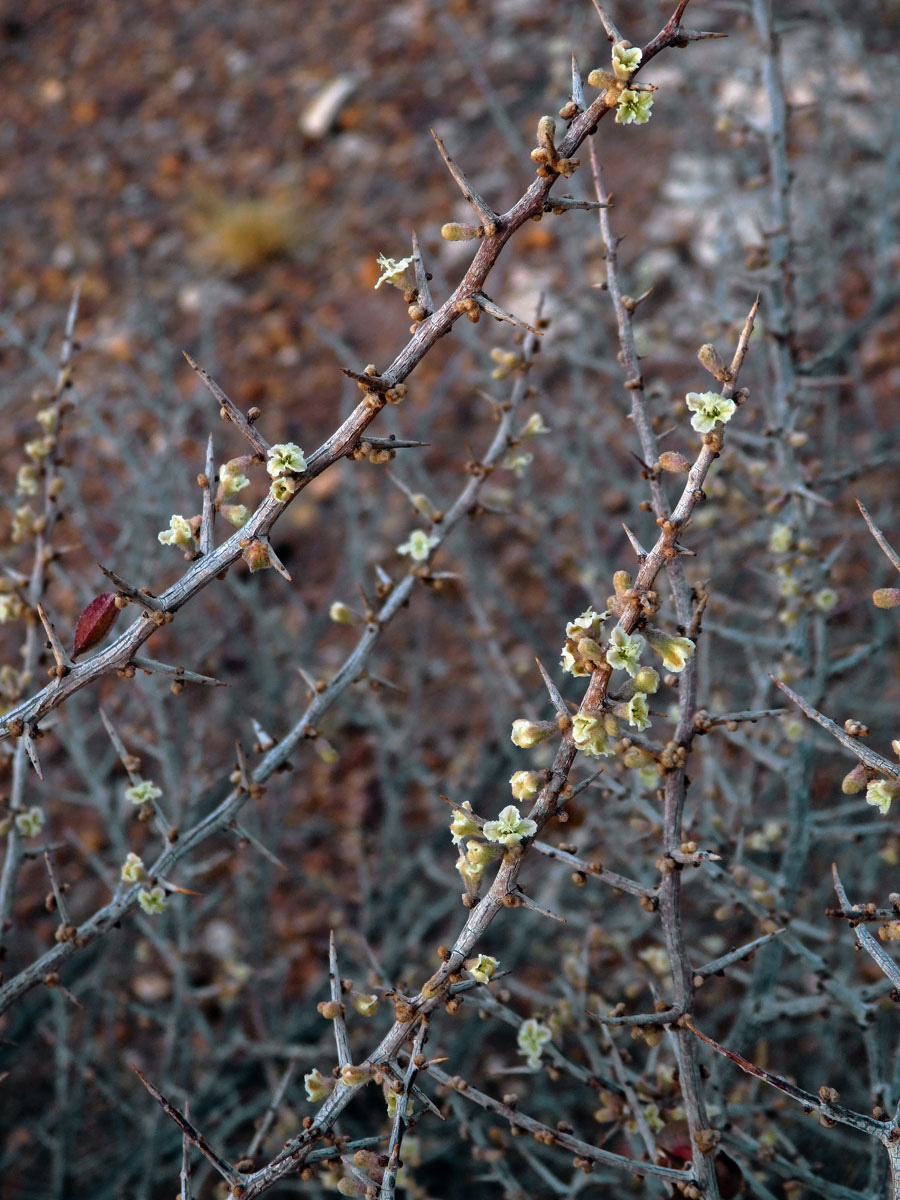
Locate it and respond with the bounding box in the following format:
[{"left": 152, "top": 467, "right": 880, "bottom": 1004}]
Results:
[
  {"left": 441, "top": 222, "right": 481, "bottom": 241},
  {"left": 873, "top": 588, "right": 900, "bottom": 609},
  {"left": 340, "top": 1064, "right": 374, "bottom": 1087},
  {"left": 633, "top": 666, "right": 660, "bottom": 694},
  {"left": 510, "top": 770, "right": 541, "bottom": 801},
  {"left": 841, "top": 764, "right": 867, "bottom": 794},
  {"left": 697, "top": 343, "right": 728, "bottom": 380},
  {"left": 510, "top": 719, "right": 556, "bottom": 748},
  {"left": 329, "top": 601, "right": 355, "bottom": 625},
  {"left": 613, "top": 570, "right": 633, "bottom": 596},
  {"left": 536, "top": 115, "right": 556, "bottom": 148},
  {"left": 587, "top": 68, "right": 616, "bottom": 91},
  {"left": 241, "top": 539, "right": 271, "bottom": 573},
  {"left": 657, "top": 451, "right": 692, "bottom": 474}
]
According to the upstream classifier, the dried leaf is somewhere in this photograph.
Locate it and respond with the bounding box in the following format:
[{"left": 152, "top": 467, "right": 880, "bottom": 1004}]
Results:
[{"left": 73, "top": 593, "right": 119, "bottom": 657}]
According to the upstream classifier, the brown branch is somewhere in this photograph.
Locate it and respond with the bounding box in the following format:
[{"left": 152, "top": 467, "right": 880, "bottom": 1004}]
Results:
[{"left": 131, "top": 1064, "right": 243, "bottom": 1185}]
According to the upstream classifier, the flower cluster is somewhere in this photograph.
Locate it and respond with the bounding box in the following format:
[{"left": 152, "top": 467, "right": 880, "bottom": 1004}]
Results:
[
  {"left": 560, "top": 608, "right": 608, "bottom": 677},
  {"left": 571, "top": 713, "right": 612, "bottom": 759},
  {"left": 267, "top": 442, "right": 307, "bottom": 501}
]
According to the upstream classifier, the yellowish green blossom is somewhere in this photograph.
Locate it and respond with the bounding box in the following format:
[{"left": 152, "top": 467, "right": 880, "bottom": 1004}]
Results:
[
  {"left": 374, "top": 253, "right": 414, "bottom": 290},
  {"left": 269, "top": 476, "right": 300, "bottom": 502},
  {"left": 517, "top": 1017, "right": 552, "bottom": 1068},
  {"left": 351, "top": 992, "right": 379, "bottom": 1016},
  {"left": 450, "top": 802, "right": 479, "bottom": 844},
  {"left": 36, "top": 407, "right": 57, "bottom": 434},
  {"left": 456, "top": 855, "right": 485, "bottom": 886},
  {"left": 15, "top": 806, "right": 45, "bottom": 837},
  {"left": 0, "top": 594, "right": 23, "bottom": 623},
  {"left": 612, "top": 42, "right": 642, "bottom": 78},
  {"left": 329, "top": 601, "right": 355, "bottom": 624},
  {"left": 220, "top": 504, "right": 249, "bottom": 528},
  {"left": 769, "top": 523, "right": 792, "bottom": 554},
  {"left": 510, "top": 770, "right": 541, "bottom": 801},
  {"left": 465, "top": 839, "right": 499, "bottom": 869},
  {"left": 125, "top": 779, "right": 163, "bottom": 806},
  {"left": 121, "top": 852, "right": 146, "bottom": 883},
  {"left": 624, "top": 693, "right": 651, "bottom": 731},
  {"left": 468, "top": 953, "right": 499, "bottom": 984},
  {"left": 615, "top": 89, "right": 653, "bottom": 125},
  {"left": 267, "top": 442, "right": 306, "bottom": 478},
  {"left": 219, "top": 459, "right": 250, "bottom": 498},
  {"left": 304, "top": 1068, "right": 334, "bottom": 1102},
  {"left": 483, "top": 805, "right": 537, "bottom": 846},
  {"left": 814, "top": 588, "right": 838, "bottom": 611},
  {"left": 521, "top": 412, "right": 550, "bottom": 438},
  {"left": 16, "top": 464, "right": 39, "bottom": 496},
  {"left": 561, "top": 608, "right": 609, "bottom": 677},
  {"left": 571, "top": 713, "right": 611, "bottom": 759},
  {"left": 157, "top": 514, "right": 194, "bottom": 549},
  {"left": 11, "top": 506, "right": 38, "bottom": 544},
  {"left": 645, "top": 626, "right": 695, "bottom": 673},
  {"left": 606, "top": 625, "right": 645, "bottom": 677},
  {"left": 685, "top": 391, "right": 736, "bottom": 434},
  {"left": 25, "top": 436, "right": 54, "bottom": 461},
  {"left": 502, "top": 449, "right": 533, "bottom": 476},
  {"left": 866, "top": 778, "right": 900, "bottom": 816},
  {"left": 638, "top": 945, "right": 669, "bottom": 976},
  {"left": 637, "top": 765, "right": 659, "bottom": 789},
  {"left": 510, "top": 719, "right": 556, "bottom": 748},
  {"left": 137, "top": 886, "right": 167, "bottom": 915},
  {"left": 385, "top": 1090, "right": 413, "bottom": 1119},
  {"left": 397, "top": 529, "right": 439, "bottom": 562}
]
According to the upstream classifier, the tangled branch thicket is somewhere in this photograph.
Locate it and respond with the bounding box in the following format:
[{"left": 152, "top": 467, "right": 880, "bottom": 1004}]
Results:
[{"left": 2, "top": 1, "right": 900, "bottom": 1197}]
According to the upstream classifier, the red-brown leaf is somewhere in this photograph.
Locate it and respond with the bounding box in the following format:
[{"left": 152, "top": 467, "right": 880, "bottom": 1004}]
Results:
[{"left": 73, "top": 593, "right": 120, "bottom": 657}]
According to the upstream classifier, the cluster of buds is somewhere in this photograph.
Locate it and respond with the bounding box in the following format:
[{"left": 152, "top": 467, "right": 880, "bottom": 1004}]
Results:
[
  {"left": 530, "top": 115, "right": 579, "bottom": 178},
  {"left": 266, "top": 441, "right": 307, "bottom": 502},
  {"left": 451, "top": 796, "right": 538, "bottom": 891}
]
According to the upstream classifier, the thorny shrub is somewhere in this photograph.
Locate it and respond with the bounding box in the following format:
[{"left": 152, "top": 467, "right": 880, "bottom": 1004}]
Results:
[{"left": 2, "top": 2, "right": 900, "bottom": 1198}]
